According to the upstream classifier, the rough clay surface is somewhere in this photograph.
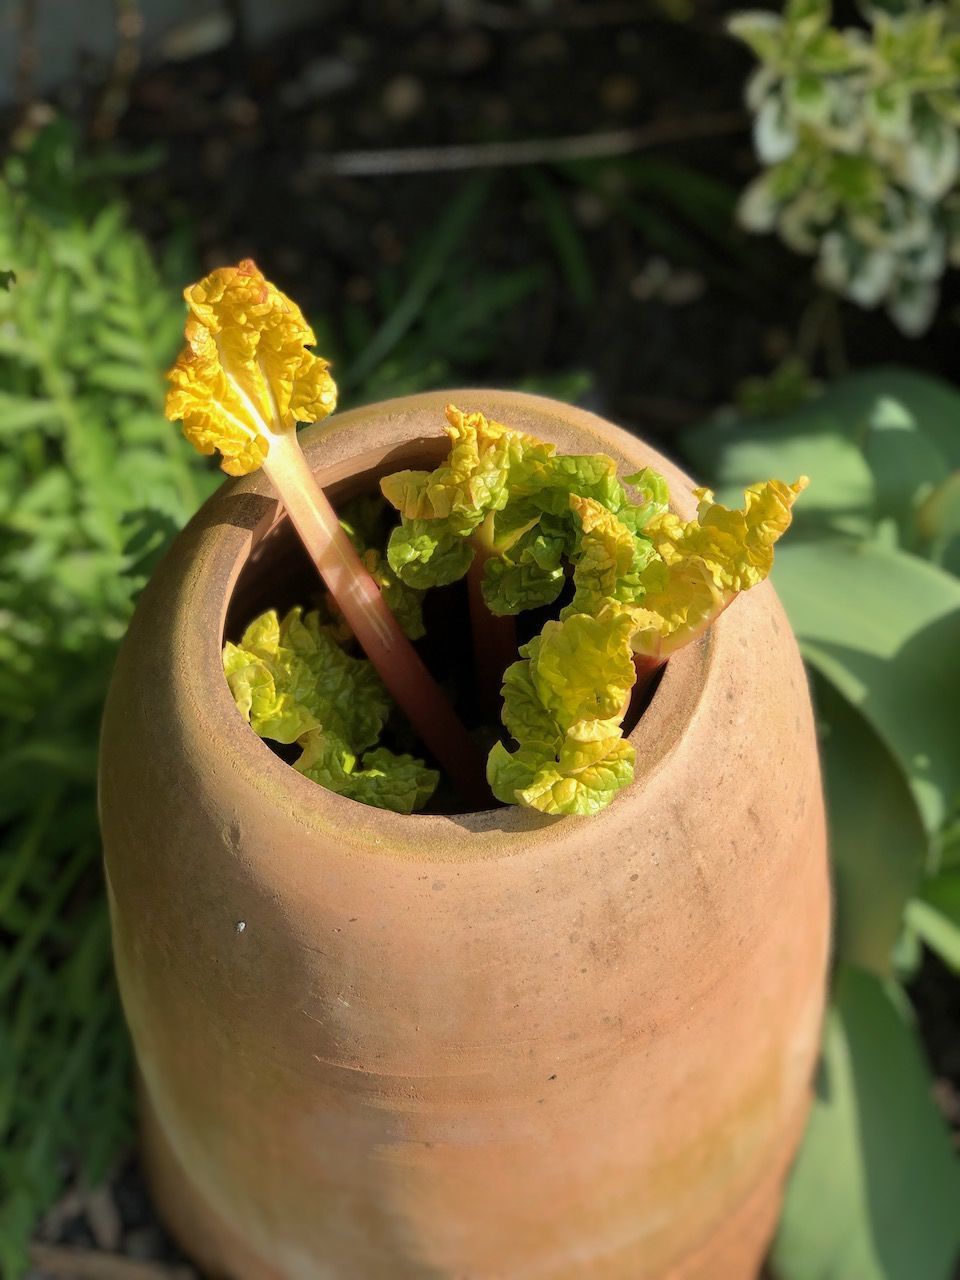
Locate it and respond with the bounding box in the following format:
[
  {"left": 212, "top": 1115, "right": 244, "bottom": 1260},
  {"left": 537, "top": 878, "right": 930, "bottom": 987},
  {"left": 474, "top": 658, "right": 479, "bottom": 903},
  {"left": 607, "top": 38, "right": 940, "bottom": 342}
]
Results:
[{"left": 99, "top": 391, "right": 831, "bottom": 1280}]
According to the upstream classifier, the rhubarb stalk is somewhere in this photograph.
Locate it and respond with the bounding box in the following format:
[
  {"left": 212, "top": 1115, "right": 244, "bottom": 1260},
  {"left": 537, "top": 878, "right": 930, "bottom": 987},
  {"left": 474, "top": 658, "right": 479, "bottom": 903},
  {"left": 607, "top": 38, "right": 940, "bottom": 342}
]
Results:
[{"left": 465, "top": 515, "right": 519, "bottom": 725}]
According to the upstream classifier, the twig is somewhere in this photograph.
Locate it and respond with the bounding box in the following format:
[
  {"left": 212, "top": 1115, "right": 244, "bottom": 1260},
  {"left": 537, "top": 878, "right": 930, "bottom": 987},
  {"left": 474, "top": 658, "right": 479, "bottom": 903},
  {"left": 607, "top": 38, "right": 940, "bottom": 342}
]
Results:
[
  {"left": 315, "top": 111, "right": 747, "bottom": 178},
  {"left": 466, "top": 553, "right": 518, "bottom": 726},
  {"left": 450, "top": 0, "right": 673, "bottom": 29},
  {"left": 29, "top": 1243, "right": 196, "bottom": 1280}
]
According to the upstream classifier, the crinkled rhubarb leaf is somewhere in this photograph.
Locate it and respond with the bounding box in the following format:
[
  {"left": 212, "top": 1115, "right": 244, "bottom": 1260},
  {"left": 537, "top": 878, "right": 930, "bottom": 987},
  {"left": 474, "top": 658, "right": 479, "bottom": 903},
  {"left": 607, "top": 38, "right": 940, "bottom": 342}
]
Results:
[
  {"left": 567, "top": 495, "right": 656, "bottom": 615},
  {"left": 482, "top": 513, "right": 568, "bottom": 615},
  {"left": 532, "top": 606, "right": 639, "bottom": 730},
  {"left": 630, "top": 478, "right": 808, "bottom": 659},
  {"left": 376, "top": 401, "right": 806, "bottom": 817},
  {"left": 490, "top": 730, "right": 636, "bottom": 818},
  {"left": 224, "top": 607, "right": 389, "bottom": 750},
  {"left": 622, "top": 467, "right": 671, "bottom": 527},
  {"left": 225, "top": 607, "right": 438, "bottom": 812},
  {"left": 165, "top": 258, "right": 336, "bottom": 476},
  {"left": 381, "top": 405, "right": 557, "bottom": 535},
  {"left": 488, "top": 603, "right": 639, "bottom": 815},
  {"left": 386, "top": 519, "right": 475, "bottom": 589},
  {"left": 296, "top": 730, "right": 439, "bottom": 814},
  {"left": 381, "top": 405, "right": 666, "bottom": 604}
]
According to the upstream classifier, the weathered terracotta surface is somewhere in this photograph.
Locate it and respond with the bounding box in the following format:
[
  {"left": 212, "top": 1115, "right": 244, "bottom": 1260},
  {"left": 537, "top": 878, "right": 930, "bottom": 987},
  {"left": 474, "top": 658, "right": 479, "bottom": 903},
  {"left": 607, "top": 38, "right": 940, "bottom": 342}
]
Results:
[{"left": 99, "top": 390, "right": 830, "bottom": 1280}]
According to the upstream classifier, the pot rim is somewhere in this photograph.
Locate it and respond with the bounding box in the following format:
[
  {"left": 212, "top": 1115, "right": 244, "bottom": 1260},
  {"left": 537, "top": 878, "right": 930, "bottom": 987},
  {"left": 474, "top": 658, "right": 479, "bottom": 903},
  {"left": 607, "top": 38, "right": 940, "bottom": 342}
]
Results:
[{"left": 170, "top": 389, "right": 715, "bottom": 856}]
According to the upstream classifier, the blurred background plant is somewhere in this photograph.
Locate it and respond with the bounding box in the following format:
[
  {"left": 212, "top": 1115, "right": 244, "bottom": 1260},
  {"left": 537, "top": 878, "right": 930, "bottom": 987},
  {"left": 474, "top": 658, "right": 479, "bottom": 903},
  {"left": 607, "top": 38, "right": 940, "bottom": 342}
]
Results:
[
  {"left": 732, "top": 0, "right": 960, "bottom": 335},
  {"left": 0, "top": 1, "right": 958, "bottom": 1277},
  {"left": 684, "top": 366, "right": 960, "bottom": 1279},
  {"left": 0, "top": 119, "right": 217, "bottom": 1275}
]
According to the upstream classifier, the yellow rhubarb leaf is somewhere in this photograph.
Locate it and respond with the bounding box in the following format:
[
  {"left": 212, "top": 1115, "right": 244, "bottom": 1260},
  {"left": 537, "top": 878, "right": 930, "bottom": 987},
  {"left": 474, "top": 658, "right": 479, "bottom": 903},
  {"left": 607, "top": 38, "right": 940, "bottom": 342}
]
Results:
[
  {"left": 631, "top": 477, "right": 808, "bottom": 659},
  {"left": 381, "top": 404, "right": 556, "bottom": 534},
  {"left": 568, "top": 494, "right": 654, "bottom": 614},
  {"left": 488, "top": 601, "right": 640, "bottom": 814},
  {"left": 165, "top": 258, "right": 337, "bottom": 476}
]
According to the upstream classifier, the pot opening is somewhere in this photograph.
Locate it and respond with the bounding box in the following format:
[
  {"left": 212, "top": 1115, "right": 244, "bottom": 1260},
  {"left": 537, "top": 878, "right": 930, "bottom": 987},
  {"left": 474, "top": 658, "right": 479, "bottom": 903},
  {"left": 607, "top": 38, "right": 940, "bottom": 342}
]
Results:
[{"left": 222, "top": 438, "right": 665, "bottom": 816}]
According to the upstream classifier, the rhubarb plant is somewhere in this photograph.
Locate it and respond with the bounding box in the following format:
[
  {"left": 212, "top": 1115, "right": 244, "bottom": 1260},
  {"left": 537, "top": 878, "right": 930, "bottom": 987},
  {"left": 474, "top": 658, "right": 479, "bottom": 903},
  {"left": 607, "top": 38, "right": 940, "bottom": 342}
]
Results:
[
  {"left": 164, "top": 259, "right": 487, "bottom": 809},
  {"left": 166, "top": 262, "right": 805, "bottom": 818},
  {"left": 383, "top": 404, "right": 806, "bottom": 815}
]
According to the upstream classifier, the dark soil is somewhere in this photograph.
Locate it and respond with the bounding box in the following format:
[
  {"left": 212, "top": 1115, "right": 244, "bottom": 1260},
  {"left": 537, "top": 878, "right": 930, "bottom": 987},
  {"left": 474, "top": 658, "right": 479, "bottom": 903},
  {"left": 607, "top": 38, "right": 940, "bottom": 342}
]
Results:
[{"left": 82, "top": 1, "right": 960, "bottom": 436}]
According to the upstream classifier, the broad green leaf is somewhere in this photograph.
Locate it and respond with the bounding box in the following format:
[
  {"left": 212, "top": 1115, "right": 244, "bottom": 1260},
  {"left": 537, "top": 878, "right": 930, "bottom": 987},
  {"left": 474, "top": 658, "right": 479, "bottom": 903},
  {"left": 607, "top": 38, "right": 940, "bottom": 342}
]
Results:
[
  {"left": 814, "top": 676, "right": 926, "bottom": 975},
  {"left": 861, "top": 393, "right": 949, "bottom": 543},
  {"left": 682, "top": 368, "right": 960, "bottom": 539},
  {"left": 906, "top": 869, "right": 960, "bottom": 972},
  {"left": 772, "top": 966, "right": 960, "bottom": 1280},
  {"left": 774, "top": 539, "right": 960, "bottom": 831},
  {"left": 917, "top": 471, "right": 960, "bottom": 573},
  {"left": 809, "top": 368, "right": 960, "bottom": 468}
]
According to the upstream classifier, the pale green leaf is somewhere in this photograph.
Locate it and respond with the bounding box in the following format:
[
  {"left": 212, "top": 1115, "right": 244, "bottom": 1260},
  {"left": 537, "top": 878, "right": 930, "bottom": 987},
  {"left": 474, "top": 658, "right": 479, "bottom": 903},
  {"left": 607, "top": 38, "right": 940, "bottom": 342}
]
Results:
[
  {"left": 814, "top": 676, "right": 926, "bottom": 976},
  {"left": 774, "top": 540, "right": 960, "bottom": 832},
  {"left": 772, "top": 966, "right": 960, "bottom": 1280}
]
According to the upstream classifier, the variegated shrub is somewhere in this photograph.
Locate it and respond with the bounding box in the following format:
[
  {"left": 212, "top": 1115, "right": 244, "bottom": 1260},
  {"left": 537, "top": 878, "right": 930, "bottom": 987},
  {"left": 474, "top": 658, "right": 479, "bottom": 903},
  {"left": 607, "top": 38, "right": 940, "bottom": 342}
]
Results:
[{"left": 731, "top": 0, "right": 960, "bottom": 334}]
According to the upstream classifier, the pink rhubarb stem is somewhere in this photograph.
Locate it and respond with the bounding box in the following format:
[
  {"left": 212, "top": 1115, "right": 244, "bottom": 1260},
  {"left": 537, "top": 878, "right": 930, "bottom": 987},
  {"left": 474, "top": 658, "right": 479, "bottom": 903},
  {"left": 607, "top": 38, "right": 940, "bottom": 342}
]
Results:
[
  {"left": 629, "top": 652, "right": 665, "bottom": 719},
  {"left": 466, "top": 550, "right": 518, "bottom": 725},
  {"left": 263, "top": 433, "right": 490, "bottom": 809}
]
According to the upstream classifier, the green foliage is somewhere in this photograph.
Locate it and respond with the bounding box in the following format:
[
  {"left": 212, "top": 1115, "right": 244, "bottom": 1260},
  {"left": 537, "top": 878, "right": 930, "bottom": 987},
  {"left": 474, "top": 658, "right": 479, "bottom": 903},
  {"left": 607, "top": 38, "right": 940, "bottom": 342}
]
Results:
[
  {"left": 682, "top": 366, "right": 960, "bottom": 1280},
  {"left": 0, "top": 122, "right": 216, "bottom": 1275},
  {"left": 772, "top": 966, "right": 960, "bottom": 1280},
  {"left": 731, "top": 0, "right": 960, "bottom": 334}
]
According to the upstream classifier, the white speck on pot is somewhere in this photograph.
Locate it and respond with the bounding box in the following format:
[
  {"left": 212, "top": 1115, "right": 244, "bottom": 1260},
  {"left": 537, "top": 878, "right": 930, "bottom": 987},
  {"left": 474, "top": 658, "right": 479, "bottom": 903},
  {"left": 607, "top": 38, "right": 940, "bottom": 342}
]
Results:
[{"left": 235, "top": 920, "right": 246, "bottom": 934}]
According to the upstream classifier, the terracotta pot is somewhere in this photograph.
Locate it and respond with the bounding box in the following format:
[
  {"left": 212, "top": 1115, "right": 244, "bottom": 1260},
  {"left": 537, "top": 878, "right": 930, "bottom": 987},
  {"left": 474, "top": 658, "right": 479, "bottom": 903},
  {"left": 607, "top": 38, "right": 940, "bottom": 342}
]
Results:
[{"left": 99, "top": 390, "right": 830, "bottom": 1280}]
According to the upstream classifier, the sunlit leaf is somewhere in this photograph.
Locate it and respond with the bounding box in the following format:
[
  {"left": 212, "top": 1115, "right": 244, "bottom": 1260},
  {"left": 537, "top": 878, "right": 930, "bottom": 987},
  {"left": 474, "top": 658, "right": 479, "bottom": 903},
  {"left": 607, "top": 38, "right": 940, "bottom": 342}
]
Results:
[{"left": 774, "top": 539, "right": 960, "bottom": 832}]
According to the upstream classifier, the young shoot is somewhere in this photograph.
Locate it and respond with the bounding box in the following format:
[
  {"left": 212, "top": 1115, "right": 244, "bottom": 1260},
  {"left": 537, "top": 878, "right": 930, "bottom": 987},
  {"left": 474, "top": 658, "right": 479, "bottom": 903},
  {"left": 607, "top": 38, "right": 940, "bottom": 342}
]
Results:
[
  {"left": 164, "top": 259, "right": 488, "bottom": 809},
  {"left": 383, "top": 404, "right": 807, "bottom": 816}
]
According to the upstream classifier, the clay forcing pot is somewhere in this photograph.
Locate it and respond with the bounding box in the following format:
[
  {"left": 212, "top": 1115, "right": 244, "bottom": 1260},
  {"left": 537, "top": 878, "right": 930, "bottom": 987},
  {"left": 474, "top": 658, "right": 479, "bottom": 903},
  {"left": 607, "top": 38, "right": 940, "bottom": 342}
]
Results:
[{"left": 99, "top": 390, "right": 830, "bottom": 1280}]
